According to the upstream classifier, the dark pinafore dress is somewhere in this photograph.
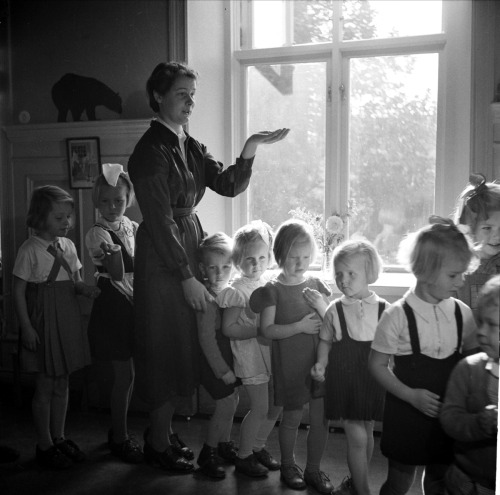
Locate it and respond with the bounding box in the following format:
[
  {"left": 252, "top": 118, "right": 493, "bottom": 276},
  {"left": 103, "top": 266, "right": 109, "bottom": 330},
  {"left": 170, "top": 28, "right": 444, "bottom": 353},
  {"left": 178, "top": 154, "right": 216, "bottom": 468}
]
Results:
[
  {"left": 87, "top": 226, "right": 135, "bottom": 362},
  {"left": 380, "top": 300, "right": 463, "bottom": 465},
  {"left": 325, "top": 300, "right": 386, "bottom": 421},
  {"left": 198, "top": 300, "right": 240, "bottom": 401},
  {"left": 21, "top": 244, "right": 90, "bottom": 377}
]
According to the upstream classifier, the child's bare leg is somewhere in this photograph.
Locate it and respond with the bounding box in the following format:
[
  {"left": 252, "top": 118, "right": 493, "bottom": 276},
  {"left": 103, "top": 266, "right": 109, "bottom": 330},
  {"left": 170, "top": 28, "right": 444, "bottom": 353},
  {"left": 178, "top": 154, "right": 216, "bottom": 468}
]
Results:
[
  {"left": 111, "top": 359, "right": 134, "bottom": 442},
  {"left": 253, "top": 380, "right": 282, "bottom": 451},
  {"left": 207, "top": 391, "right": 238, "bottom": 447},
  {"left": 343, "top": 419, "right": 372, "bottom": 495},
  {"left": 50, "top": 375, "right": 69, "bottom": 441},
  {"left": 33, "top": 373, "right": 55, "bottom": 449}
]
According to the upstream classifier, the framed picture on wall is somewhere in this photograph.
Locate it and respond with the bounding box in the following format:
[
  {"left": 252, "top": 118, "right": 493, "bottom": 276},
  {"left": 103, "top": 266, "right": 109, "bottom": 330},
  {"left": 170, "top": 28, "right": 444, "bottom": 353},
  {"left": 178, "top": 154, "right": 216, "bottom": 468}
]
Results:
[{"left": 67, "top": 137, "right": 101, "bottom": 188}]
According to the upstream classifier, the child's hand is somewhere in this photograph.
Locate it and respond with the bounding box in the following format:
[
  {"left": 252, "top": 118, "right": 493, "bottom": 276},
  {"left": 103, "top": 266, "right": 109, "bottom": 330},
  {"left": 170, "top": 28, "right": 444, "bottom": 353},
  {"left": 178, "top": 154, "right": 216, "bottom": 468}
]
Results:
[
  {"left": 303, "top": 288, "right": 328, "bottom": 314},
  {"left": 221, "top": 370, "right": 237, "bottom": 385},
  {"left": 100, "top": 241, "right": 121, "bottom": 256},
  {"left": 76, "top": 282, "right": 101, "bottom": 299},
  {"left": 311, "top": 363, "right": 326, "bottom": 382},
  {"left": 299, "top": 313, "right": 321, "bottom": 335},
  {"left": 21, "top": 325, "right": 40, "bottom": 352},
  {"left": 478, "top": 405, "right": 498, "bottom": 436},
  {"left": 409, "top": 388, "right": 441, "bottom": 417}
]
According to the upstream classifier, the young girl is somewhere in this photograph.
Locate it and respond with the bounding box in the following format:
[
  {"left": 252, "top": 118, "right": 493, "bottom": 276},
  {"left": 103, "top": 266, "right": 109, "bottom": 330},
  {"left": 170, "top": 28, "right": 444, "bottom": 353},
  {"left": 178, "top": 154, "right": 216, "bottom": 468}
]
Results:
[
  {"left": 218, "top": 220, "right": 282, "bottom": 478},
  {"left": 453, "top": 173, "right": 500, "bottom": 320},
  {"left": 13, "top": 185, "right": 100, "bottom": 469},
  {"left": 195, "top": 232, "right": 239, "bottom": 479},
  {"left": 85, "top": 163, "right": 143, "bottom": 463},
  {"left": 369, "top": 217, "right": 478, "bottom": 495},
  {"left": 311, "top": 240, "right": 389, "bottom": 495},
  {"left": 249, "top": 219, "right": 333, "bottom": 495}
]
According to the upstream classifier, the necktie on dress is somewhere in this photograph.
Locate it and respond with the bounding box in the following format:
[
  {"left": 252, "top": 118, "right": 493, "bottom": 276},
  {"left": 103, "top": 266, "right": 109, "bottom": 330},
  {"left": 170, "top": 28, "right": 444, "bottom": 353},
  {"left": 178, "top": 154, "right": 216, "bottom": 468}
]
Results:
[{"left": 47, "top": 243, "right": 74, "bottom": 282}]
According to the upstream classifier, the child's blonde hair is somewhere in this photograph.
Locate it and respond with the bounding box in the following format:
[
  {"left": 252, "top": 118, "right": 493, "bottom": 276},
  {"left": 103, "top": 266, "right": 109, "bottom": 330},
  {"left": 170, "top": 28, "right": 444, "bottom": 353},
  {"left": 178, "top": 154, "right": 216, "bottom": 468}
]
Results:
[
  {"left": 92, "top": 174, "right": 135, "bottom": 208},
  {"left": 454, "top": 173, "right": 500, "bottom": 234},
  {"left": 197, "top": 232, "right": 233, "bottom": 265},
  {"left": 397, "top": 216, "right": 477, "bottom": 283},
  {"left": 273, "top": 219, "right": 317, "bottom": 268},
  {"left": 27, "top": 185, "right": 74, "bottom": 232},
  {"left": 232, "top": 220, "right": 273, "bottom": 267},
  {"left": 333, "top": 240, "right": 383, "bottom": 284},
  {"left": 477, "top": 274, "right": 500, "bottom": 326}
]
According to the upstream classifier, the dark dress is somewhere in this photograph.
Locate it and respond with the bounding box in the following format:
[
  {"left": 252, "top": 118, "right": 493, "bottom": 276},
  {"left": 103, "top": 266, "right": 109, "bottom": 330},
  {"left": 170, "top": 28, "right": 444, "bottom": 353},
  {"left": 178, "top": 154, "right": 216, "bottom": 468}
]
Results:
[
  {"left": 87, "top": 227, "right": 135, "bottom": 362},
  {"left": 325, "top": 300, "right": 387, "bottom": 421},
  {"left": 380, "top": 300, "right": 463, "bottom": 465},
  {"left": 250, "top": 276, "right": 331, "bottom": 410},
  {"left": 128, "top": 120, "right": 253, "bottom": 408}
]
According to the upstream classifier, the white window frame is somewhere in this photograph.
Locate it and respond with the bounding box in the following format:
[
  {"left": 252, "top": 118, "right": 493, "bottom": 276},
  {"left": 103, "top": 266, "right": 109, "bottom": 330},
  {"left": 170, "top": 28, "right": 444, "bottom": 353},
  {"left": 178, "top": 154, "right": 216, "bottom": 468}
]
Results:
[{"left": 225, "top": 0, "right": 473, "bottom": 244}]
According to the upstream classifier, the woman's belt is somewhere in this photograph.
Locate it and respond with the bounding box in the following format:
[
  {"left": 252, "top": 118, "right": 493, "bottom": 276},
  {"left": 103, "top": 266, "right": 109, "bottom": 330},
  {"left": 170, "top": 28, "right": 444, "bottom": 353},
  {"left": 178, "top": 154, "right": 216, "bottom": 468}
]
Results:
[{"left": 172, "top": 207, "right": 196, "bottom": 218}]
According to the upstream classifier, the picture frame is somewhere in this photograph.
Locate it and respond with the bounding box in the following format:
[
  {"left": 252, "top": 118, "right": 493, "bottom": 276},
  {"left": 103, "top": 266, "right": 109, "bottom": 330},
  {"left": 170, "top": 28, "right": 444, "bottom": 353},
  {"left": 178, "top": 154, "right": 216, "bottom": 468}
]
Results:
[{"left": 67, "top": 136, "right": 101, "bottom": 188}]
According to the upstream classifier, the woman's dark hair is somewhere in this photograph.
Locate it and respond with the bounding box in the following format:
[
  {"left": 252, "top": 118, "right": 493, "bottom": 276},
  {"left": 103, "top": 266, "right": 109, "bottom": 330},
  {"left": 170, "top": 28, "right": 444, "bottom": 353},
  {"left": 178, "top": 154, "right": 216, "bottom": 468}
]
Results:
[
  {"left": 26, "top": 185, "right": 74, "bottom": 231},
  {"left": 146, "top": 62, "right": 198, "bottom": 113}
]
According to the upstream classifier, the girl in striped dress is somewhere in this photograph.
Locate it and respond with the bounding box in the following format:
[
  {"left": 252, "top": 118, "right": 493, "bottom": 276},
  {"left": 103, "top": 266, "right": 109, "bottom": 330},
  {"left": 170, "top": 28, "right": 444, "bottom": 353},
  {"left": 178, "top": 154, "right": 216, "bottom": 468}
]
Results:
[{"left": 312, "top": 240, "right": 388, "bottom": 495}]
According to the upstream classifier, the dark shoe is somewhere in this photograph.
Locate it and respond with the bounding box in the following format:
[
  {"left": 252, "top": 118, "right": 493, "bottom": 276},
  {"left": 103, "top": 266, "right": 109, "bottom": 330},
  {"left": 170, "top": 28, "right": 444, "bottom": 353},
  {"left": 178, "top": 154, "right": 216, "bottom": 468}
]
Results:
[
  {"left": 217, "top": 440, "right": 238, "bottom": 463},
  {"left": 143, "top": 428, "right": 193, "bottom": 473},
  {"left": 253, "top": 448, "right": 280, "bottom": 470},
  {"left": 304, "top": 469, "right": 334, "bottom": 494},
  {"left": 108, "top": 430, "right": 144, "bottom": 464},
  {"left": 169, "top": 432, "right": 194, "bottom": 460},
  {"left": 197, "top": 443, "right": 225, "bottom": 479},
  {"left": 333, "top": 476, "right": 358, "bottom": 495},
  {"left": 0, "top": 445, "right": 20, "bottom": 463},
  {"left": 53, "top": 439, "right": 86, "bottom": 462},
  {"left": 280, "top": 464, "right": 306, "bottom": 490},
  {"left": 234, "top": 453, "right": 268, "bottom": 477},
  {"left": 36, "top": 445, "right": 72, "bottom": 469}
]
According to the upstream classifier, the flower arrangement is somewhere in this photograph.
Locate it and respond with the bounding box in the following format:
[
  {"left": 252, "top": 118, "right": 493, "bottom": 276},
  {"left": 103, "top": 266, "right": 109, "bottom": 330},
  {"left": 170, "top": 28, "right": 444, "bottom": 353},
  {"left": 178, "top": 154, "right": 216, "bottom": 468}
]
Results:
[{"left": 289, "top": 201, "right": 357, "bottom": 265}]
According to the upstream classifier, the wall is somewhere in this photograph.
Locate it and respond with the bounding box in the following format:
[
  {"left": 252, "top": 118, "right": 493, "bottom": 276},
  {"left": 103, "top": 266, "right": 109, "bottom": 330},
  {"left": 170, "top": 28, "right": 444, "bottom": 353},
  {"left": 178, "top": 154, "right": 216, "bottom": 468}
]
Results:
[{"left": 9, "top": 0, "right": 168, "bottom": 124}]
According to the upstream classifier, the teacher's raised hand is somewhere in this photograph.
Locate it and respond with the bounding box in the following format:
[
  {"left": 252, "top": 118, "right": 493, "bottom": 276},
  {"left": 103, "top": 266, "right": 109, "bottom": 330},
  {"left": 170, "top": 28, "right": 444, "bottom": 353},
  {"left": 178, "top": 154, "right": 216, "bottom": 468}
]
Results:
[{"left": 241, "top": 128, "right": 290, "bottom": 159}]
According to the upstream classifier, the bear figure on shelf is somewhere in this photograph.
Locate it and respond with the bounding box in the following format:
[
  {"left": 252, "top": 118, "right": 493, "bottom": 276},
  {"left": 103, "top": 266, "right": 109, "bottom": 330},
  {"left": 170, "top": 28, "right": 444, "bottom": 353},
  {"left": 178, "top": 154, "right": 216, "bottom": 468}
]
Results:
[{"left": 51, "top": 73, "right": 122, "bottom": 122}]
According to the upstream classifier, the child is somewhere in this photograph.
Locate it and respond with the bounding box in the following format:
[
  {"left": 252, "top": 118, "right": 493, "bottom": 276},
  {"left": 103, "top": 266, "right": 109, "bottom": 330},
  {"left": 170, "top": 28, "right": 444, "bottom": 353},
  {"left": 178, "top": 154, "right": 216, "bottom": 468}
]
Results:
[
  {"left": 439, "top": 274, "right": 498, "bottom": 495},
  {"left": 85, "top": 163, "right": 143, "bottom": 463},
  {"left": 369, "top": 217, "right": 479, "bottom": 495},
  {"left": 13, "top": 185, "right": 100, "bottom": 469},
  {"left": 311, "top": 240, "right": 389, "bottom": 495},
  {"left": 453, "top": 173, "right": 500, "bottom": 321},
  {"left": 250, "top": 219, "right": 333, "bottom": 494},
  {"left": 195, "top": 232, "right": 240, "bottom": 479},
  {"left": 218, "top": 220, "right": 282, "bottom": 478}
]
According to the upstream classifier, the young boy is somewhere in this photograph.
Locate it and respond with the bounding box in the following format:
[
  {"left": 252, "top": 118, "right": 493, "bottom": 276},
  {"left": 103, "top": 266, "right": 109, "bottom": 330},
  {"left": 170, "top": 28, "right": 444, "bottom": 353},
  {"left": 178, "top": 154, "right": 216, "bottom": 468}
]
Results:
[{"left": 440, "top": 274, "right": 499, "bottom": 495}]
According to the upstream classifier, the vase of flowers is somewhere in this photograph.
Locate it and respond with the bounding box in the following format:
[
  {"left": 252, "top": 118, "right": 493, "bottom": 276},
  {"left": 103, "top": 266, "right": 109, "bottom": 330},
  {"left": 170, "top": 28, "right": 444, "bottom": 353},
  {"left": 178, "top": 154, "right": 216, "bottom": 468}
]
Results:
[{"left": 289, "top": 201, "right": 356, "bottom": 275}]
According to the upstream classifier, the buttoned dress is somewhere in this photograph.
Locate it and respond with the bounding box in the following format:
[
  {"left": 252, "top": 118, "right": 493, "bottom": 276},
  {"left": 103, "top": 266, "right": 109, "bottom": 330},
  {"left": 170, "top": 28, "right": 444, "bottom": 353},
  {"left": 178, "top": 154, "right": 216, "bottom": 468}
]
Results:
[{"left": 128, "top": 119, "right": 253, "bottom": 407}]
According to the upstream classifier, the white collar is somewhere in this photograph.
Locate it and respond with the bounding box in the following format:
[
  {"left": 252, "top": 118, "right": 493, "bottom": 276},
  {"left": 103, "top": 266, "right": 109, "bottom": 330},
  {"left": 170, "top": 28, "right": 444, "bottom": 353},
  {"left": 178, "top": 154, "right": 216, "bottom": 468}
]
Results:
[
  {"left": 405, "top": 289, "right": 456, "bottom": 324},
  {"left": 156, "top": 117, "right": 185, "bottom": 139},
  {"left": 341, "top": 291, "right": 379, "bottom": 306}
]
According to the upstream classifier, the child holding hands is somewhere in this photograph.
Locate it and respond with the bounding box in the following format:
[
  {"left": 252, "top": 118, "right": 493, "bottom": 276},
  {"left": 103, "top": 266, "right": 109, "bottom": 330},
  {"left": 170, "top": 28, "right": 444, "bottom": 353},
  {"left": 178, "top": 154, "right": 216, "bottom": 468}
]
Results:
[
  {"left": 250, "top": 219, "right": 333, "bottom": 494},
  {"left": 439, "top": 275, "right": 498, "bottom": 495},
  {"left": 13, "top": 185, "right": 100, "bottom": 469},
  {"left": 219, "top": 221, "right": 282, "bottom": 477},
  {"left": 85, "top": 163, "right": 142, "bottom": 463},
  {"left": 195, "top": 232, "right": 239, "bottom": 479},
  {"left": 312, "top": 240, "right": 389, "bottom": 495},
  {"left": 369, "top": 217, "right": 478, "bottom": 495}
]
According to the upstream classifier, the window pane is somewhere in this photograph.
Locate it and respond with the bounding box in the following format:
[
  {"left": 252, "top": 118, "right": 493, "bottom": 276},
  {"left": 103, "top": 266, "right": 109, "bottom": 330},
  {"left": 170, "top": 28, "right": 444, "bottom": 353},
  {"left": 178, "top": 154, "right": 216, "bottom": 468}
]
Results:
[
  {"left": 348, "top": 53, "right": 438, "bottom": 265},
  {"left": 342, "top": 1, "right": 442, "bottom": 41},
  {"left": 247, "top": 62, "right": 327, "bottom": 233},
  {"left": 252, "top": 0, "right": 333, "bottom": 48}
]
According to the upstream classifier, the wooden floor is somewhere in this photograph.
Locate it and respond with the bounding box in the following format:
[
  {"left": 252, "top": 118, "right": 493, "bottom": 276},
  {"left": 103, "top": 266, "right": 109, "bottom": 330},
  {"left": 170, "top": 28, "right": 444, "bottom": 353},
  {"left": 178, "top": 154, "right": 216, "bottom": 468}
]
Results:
[{"left": 0, "top": 382, "right": 425, "bottom": 495}]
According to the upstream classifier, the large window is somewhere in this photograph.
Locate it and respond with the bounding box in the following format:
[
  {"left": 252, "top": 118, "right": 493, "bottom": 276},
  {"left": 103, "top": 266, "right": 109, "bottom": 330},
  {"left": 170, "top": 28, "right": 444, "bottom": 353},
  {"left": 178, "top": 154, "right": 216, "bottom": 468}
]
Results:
[{"left": 230, "top": 0, "right": 471, "bottom": 267}]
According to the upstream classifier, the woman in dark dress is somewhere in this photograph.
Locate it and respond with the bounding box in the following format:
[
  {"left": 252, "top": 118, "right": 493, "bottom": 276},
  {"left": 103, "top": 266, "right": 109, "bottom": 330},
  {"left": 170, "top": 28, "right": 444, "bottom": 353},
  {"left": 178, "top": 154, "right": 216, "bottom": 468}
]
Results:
[{"left": 128, "top": 61, "right": 288, "bottom": 472}]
